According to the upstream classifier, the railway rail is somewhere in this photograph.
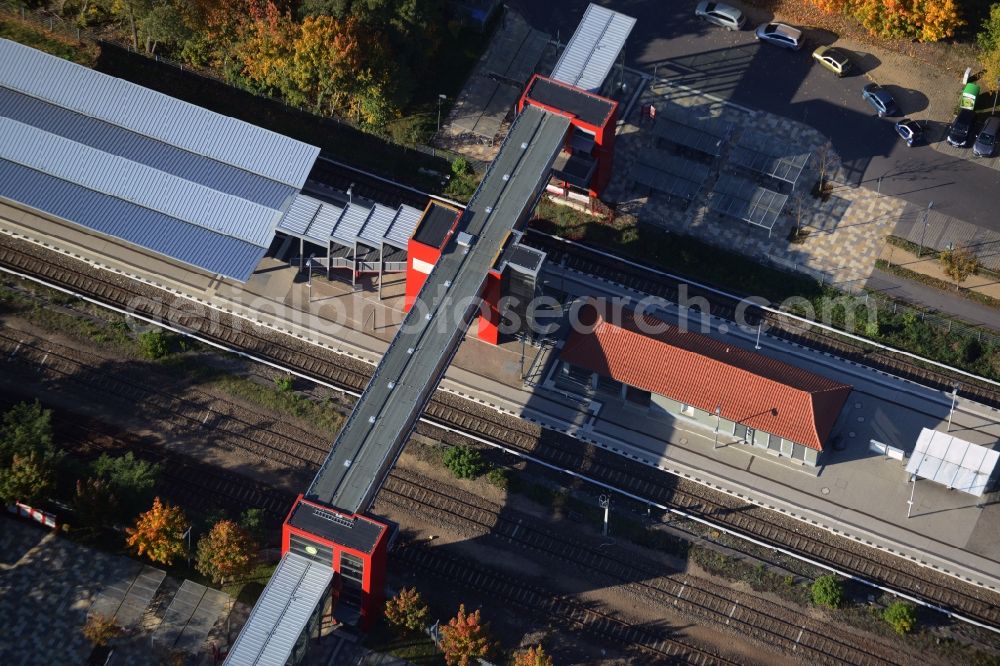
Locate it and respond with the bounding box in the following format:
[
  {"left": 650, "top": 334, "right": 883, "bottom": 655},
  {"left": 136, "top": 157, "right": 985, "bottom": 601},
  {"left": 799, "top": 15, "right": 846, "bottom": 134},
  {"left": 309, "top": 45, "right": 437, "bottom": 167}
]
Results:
[
  {"left": 522, "top": 231, "right": 1000, "bottom": 407},
  {"left": 378, "top": 470, "right": 914, "bottom": 666},
  {"left": 1, "top": 234, "right": 999, "bottom": 632}
]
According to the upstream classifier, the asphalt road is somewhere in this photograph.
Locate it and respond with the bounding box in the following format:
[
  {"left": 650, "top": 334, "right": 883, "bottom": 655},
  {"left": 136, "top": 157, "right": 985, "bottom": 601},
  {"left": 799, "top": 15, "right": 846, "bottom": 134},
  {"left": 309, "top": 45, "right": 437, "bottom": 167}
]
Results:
[{"left": 508, "top": 0, "right": 1000, "bottom": 230}]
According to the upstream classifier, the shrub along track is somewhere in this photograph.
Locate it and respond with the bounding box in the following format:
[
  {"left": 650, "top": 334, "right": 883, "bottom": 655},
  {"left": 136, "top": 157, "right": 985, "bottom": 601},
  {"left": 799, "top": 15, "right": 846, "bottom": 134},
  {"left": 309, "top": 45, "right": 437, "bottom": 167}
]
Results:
[
  {"left": 377, "top": 468, "right": 920, "bottom": 666},
  {"left": 1, "top": 234, "right": 998, "bottom": 631}
]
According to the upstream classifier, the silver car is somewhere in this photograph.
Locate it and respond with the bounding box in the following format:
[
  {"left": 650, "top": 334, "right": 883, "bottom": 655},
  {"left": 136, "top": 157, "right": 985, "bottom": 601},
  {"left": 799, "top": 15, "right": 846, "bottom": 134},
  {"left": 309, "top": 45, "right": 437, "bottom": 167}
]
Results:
[
  {"left": 695, "top": 2, "right": 746, "bottom": 31},
  {"left": 755, "top": 22, "right": 803, "bottom": 50},
  {"left": 973, "top": 117, "right": 999, "bottom": 157}
]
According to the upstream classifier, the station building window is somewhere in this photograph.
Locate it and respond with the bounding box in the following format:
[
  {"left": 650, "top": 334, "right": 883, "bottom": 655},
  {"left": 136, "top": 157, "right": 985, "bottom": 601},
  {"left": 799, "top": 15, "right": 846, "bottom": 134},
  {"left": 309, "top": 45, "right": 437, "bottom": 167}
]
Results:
[{"left": 767, "top": 433, "right": 781, "bottom": 452}]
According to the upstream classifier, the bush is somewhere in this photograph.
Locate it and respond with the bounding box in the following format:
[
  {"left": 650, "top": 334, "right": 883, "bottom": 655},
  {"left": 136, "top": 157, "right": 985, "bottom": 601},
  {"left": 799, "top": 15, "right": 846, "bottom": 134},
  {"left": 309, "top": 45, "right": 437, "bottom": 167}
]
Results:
[
  {"left": 811, "top": 575, "right": 843, "bottom": 608},
  {"left": 138, "top": 329, "right": 169, "bottom": 359},
  {"left": 883, "top": 601, "right": 917, "bottom": 635},
  {"left": 274, "top": 375, "right": 294, "bottom": 392},
  {"left": 443, "top": 445, "right": 484, "bottom": 480},
  {"left": 90, "top": 452, "right": 160, "bottom": 513},
  {"left": 485, "top": 467, "right": 509, "bottom": 490},
  {"left": 82, "top": 613, "right": 123, "bottom": 647}
]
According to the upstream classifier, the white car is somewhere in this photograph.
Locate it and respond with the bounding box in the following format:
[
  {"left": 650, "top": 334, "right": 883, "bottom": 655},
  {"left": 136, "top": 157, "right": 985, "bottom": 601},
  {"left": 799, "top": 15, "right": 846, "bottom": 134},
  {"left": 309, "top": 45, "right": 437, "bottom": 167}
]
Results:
[
  {"left": 694, "top": 2, "right": 746, "bottom": 31},
  {"left": 754, "top": 22, "right": 803, "bottom": 50}
]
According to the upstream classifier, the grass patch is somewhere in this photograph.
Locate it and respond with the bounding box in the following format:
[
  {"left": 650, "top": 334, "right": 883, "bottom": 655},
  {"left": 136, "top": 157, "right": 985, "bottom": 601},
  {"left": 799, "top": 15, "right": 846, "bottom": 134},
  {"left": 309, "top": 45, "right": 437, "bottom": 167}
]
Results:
[
  {"left": 0, "top": 12, "right": 98, "bottom": 65},
  {"left": 224, "top": 561, "right": 278, "bottom": 606},
  {"left": 212, "top": 375, "right": 345, "bottom": 433},
  {"left": 690, "top": 546, "right": 812, "bottom": 606},
  {"left": 365, "top": 620, "right": 444, "bottom": 665},
  {"left": 876, "top": 259, "right": 1000, "bottom": 309}
]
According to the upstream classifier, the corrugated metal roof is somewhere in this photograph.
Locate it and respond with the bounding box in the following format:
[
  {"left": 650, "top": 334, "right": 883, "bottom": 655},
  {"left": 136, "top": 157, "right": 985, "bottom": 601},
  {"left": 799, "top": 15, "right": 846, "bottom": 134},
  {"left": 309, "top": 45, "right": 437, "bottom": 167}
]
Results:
[
  {"left": 1, "top": 118, "right": 281, "bottom": 246},
  {"left": 279, "top": 194, "right": 323, "bottom": 236},
  {"left": 358, "top": 204, "right": 397, "bottom": 248},
  {"left": 0, "top": 160, "right": 266, "bottom": 281},
  {"left": 385, "top": 204, "right": 422, "bottom": 249},
  {"left": 332, "top": 202, "right": 372, "bottom": 247},
  {"left": 550, "top": 4, "right": 636, "bottom": 92},
  {"left": 0, "top": 39, "right": 319, "bottom": 188},
  {"left": 224, "top": 553, "right": 333, "bottom": 666},
  {"left": 0, "top": 86, "right": 294, "bottom": 210},
  {"left": 560, "top": 300, "right": 852, "bottom": 450}
]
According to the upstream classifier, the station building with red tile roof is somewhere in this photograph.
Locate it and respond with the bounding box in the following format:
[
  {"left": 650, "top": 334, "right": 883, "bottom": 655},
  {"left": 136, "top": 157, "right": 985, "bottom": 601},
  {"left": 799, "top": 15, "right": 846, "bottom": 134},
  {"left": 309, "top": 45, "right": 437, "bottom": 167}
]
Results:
[{"left": 557, "top": 300, "right": 853, "bottom": 466}]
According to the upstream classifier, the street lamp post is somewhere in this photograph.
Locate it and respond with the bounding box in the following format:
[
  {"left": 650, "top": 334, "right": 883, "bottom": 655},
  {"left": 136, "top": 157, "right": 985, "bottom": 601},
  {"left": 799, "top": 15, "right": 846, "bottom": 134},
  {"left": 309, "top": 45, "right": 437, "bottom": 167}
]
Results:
[
  {"left": 437, "top": 94, "right": 447, "bottom": 132},
  {"left": 599, "top": 495, "right": 610, "bottom": 536},
  {"left": 946, "top": 384, "right": 959, "bottom": 432},
  {"left": 713, "top": 405, "right": 722, "bottom": 449},
  {"left": 917, "top": 201, "right": 933, "bottom": 257},
  {"left": 307, "top": 253, "right": 314, "bottom": 303},
  {"left": 906, "top": 476, "right": 917, "bottom": 519}
]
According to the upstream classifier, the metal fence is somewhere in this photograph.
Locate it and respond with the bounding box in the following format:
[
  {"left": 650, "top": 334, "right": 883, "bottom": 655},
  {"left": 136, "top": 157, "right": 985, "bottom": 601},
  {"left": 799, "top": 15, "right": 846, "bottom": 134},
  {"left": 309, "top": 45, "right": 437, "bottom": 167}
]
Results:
[
  {"left": 765, "top": 253, "right": 1000, "bottom": 347},
  {"left": 0, "top": 1, "right": 486, "bottom": 173}
]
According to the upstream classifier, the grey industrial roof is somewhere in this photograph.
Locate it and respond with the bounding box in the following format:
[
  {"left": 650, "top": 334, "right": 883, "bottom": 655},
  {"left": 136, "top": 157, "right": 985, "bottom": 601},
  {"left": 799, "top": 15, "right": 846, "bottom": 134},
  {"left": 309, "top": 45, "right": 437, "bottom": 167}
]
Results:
[
  {"left": 413, "top": 202, "right": 461, "bottom": 249},
  {"left": 0, "top": 39, "right": 321, "bottom": 281},
  {"left": 0, "top": 39, "right": 318, "bottom": 187},
  {"left": 223, "top": 553, "right": 333, "bottom": 666},
  {"left": 0, "top": 160, "right": 268, "bottom": 281},
  {"left": 277, "top": 194, "right": 422, "bottom": 251},
  {"left": 308, "top": 105, "right": 570, "bottom": 513},
  {"left": 550, "top": 3, "right": 636, "bottom": 92},
  {"left": 709, "top": 173, "right": 788, "bottom": 230}
]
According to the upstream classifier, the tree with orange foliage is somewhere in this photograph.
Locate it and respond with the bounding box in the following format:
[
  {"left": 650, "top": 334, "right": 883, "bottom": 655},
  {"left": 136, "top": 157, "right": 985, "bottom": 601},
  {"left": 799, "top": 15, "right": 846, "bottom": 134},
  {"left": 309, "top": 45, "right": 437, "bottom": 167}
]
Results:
[
  {"left": 231, "top": 0, "right": 297, "bottom": 95},
  {"left": 196, "top": 520, "right": 256, "bottom": 584},
  {"left": 810, "top": 0, "right": 963, "bottom": 41},
  {"left": 917, "top": 0, "right": 964, "bottom": 41},
  {"left": 384, "top": 586, "right": 430, "bottom": 633},
  {"left": 125, "top": 497, "right": 188, "bottom": 565},
  {"left": 439, "top": 604, "right": 495, "bottom": 666},
  {"left": 287, "top": 15, "right": 364, "bottom": 115},
  {"left": 514, "top": 644, "right": 554, "bottom": 666}
]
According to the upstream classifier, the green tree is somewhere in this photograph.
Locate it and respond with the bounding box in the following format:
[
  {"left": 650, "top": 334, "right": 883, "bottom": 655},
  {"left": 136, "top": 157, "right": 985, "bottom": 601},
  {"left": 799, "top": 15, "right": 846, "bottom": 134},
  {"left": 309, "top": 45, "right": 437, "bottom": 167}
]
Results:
[
  {"left": 138, "top": 329, "right": 169, "bottom": 359},
  {"left": 240, "top": 507, "right": 266, "bottom": 542},
  {"left": 73, "top": 477, "right": 120, "bottom": 527},
  {"left": 979, "top": 3, "right": 1000, "bottom": 50},
  {"left": 0, "top": 400, "right": 54, "bottom": 465},
  {"left": 443, "top": 445, "right": 483, "bottom": 480},
  {"left": 0, "top": 452, "right": 56, "bottom": 505},
  {"left": 196, "top": 519, "right": 256, "bottom": 584},
  {"left": 811, "top": 575, "right": 843, "bottom": 608},
  {"left": 126, "top": 496, "right": 189, "bottom": 565},
  {"left": 90, "top": 452, "right": 160, "bottom": 511},
  {"left": 439, "top": 604, "right": 495, "bottom": 666},
  {"left": 384, "top": 586, "right": 429, "bottom": 632},
  {"left": 883, "top": 600, "right": 917, "bottom": 635}
]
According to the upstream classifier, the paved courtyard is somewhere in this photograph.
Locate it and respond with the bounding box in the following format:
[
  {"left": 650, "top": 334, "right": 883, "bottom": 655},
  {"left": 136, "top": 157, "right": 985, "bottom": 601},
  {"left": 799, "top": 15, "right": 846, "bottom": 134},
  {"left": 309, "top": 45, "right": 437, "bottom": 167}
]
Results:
[
  {"left": 0, "top": 517, "right": 129, "bottom": 665},
  {"left": 605, "top": 79, "right": 911, "bottom": 290}
]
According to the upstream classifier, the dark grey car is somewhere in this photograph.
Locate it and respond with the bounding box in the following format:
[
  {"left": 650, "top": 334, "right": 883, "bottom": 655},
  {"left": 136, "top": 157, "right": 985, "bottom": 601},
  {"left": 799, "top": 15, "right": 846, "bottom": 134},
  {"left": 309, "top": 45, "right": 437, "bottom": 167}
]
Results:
[
  {"left": 973, "top": 117, "right": 999, "bottom": 157},
  {"left": 947, "top": 108, "right": 976, "bottom": 147}
]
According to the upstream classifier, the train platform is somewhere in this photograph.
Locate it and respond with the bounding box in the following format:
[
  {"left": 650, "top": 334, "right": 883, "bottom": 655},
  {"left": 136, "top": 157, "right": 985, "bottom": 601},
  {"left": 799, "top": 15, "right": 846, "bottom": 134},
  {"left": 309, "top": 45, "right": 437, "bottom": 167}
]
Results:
[{"left": 3, "top": 204, "right": 999, "bottom": 591}]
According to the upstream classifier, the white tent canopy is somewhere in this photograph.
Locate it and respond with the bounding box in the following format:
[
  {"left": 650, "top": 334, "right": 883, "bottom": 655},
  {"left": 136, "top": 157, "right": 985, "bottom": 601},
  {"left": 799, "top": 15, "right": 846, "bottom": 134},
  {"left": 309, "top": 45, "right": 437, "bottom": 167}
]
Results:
[{"left": 905, "top": 428, "right": 998, "bottom": 497}]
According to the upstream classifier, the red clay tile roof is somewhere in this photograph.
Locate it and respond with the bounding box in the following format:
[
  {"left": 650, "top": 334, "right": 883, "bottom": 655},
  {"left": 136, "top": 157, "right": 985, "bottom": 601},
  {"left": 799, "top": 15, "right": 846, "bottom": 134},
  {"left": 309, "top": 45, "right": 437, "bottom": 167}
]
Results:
[{"left": 560, "top": 301, "right": 852, "bottom": 450}]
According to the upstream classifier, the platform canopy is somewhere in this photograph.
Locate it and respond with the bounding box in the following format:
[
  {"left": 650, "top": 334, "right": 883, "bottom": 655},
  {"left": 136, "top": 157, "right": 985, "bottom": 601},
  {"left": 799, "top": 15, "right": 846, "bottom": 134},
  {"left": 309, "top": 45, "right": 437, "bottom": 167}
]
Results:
[
  {"left": 224, "top": 553, "right": 333, "bottom": 666},
  {"left": 277, "top": 193, "right": 423, "bottom": 251},
  {"left": 550, "top": 3, "right": 636, "bottom": 93},
  {"left": 905, "top": 428, "right": 998, "bottom": 497},
  {"left": 0, "top": 38, "right": 320, "bottom": 282}
]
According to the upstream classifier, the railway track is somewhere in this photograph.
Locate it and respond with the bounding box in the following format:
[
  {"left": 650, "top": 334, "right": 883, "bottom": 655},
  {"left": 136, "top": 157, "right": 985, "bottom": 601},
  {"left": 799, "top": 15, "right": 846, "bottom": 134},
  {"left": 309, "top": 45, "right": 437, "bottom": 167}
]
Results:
[
  {"left": 2, "top": 235, "right": 999, "bottom": 631},
  {"left": 378, "top": 470, "right": 914, "bottom": 666},
  {"left": 393, "top": 542, "right": 738, "bottom": 666},
  {"left": 522, "top": 230, "right": 1000, "bottom": 407}
]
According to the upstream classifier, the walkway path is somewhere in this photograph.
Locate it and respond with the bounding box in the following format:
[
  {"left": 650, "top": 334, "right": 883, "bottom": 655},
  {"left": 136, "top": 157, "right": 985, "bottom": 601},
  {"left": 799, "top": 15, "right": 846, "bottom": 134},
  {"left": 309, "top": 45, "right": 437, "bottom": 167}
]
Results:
[{"left": 867, "top": 268, "right": 1000, "bottom": 332}]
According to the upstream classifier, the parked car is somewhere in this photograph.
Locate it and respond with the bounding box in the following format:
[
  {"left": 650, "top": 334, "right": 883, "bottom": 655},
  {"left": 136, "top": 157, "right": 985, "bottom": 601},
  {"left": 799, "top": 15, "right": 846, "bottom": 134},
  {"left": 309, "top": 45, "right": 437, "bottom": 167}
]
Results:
[
  {"left": 754, "top": 23, "right": 803, "bottom": 50},
  {"left": 973, "top": 116, "right": 999, "bottom": 157},
  {"left": 894, "top": 119, "right": 924, "bottom": 147},
  {"left": 947, "top": 108, "right": 976, "bottom": 147},
  {"left": 861, "top": 83, "right": 899, "bottom": 117},
  {"left": 812, "top": 46, "right": 853, "bottom": 77},
  {"left": 959, "top": 82, "right": 979, "bottom": 111},
  {"left": 694, "top": 2, "right": 746, "bottom": 30}
]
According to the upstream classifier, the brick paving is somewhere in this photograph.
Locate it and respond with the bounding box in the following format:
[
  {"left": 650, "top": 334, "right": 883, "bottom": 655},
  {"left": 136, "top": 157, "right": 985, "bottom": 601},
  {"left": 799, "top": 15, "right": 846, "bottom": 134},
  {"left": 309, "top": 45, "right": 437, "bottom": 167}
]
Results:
[
  {"left": 606, "top": 80, "right": 911, "bottom": 291},
  {"left": 0, "top": 517, "right": 127, "bottom": 665}
]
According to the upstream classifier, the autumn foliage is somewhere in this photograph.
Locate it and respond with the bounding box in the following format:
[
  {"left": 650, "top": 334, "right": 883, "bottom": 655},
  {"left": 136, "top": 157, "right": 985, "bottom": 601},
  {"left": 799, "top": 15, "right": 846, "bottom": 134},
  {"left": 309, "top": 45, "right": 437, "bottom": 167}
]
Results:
[
  {"left": 439, "top": 604, "right": 495, "bottom": 666},
  {"left": 384, "top": 587, "right": 430, "bottom": 633},
  {"left": 82, "top": 613, "right": 123, "bottom": 647},
  {"left": 806, "top": 0, "right": 965, "bottom": 41},
  {"left": 125, "top": 497, "right": 188, "bottom": 565},
  {"left": 195, "top": 519, "right": 256, "bottom": 584},
  {"left": 514, "top": 644, "right": 554, "bottom": 666}
]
